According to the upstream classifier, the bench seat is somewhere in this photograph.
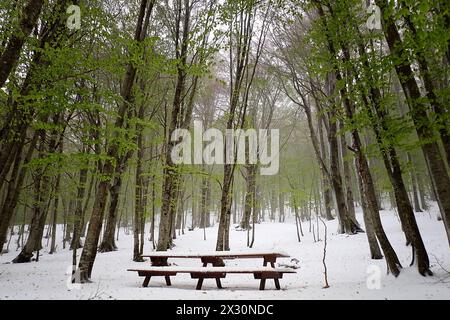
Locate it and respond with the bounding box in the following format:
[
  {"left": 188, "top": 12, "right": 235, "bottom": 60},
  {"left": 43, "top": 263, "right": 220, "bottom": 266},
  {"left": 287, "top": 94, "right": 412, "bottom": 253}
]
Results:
[{"left": 127, "top": 266, "right": 296, "bottom": 290}]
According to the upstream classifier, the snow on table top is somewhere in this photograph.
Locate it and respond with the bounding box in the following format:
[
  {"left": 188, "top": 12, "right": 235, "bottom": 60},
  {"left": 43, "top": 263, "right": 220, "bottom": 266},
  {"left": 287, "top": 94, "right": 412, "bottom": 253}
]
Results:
[
  {"left": 127, "top": 266, "right": 296, "bottom": 273},
  {"left": 141, "top": 250, "right": 290, "bottom": 258}
]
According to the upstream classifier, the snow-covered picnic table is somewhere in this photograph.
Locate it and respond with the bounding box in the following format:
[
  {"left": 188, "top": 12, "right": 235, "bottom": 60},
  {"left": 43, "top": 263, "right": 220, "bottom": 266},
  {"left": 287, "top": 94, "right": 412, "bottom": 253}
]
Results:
[{"left": 129, "top": 251, "right": 294, "bottom": 290}]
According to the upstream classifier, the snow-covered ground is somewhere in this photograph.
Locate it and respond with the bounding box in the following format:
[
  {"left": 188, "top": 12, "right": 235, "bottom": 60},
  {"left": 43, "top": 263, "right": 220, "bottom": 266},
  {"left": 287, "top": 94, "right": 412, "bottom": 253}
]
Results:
[{"left": 0, "top": 206, "right": 449, "bottom": 300}]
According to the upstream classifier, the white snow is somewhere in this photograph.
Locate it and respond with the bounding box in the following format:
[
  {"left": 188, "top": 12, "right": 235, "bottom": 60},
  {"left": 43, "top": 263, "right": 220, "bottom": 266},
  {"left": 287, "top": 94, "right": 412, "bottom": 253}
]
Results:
[{"left": 0, "top": 205, "right": 449, "bottom": 300}]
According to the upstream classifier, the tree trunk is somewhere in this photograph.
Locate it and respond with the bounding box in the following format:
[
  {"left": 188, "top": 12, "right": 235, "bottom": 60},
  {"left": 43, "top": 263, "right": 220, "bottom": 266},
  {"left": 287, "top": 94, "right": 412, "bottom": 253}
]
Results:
[
  {"left": 216, "top": 163, "right": 233, "bottom": 251},
  {"left": 199, "top": 170, "right": 210, "bottom": 228},
  {"left": 70, "top": 167, "right": 88, "bottom": 250},
  {"left": 0, "top": 0, "right": 45, "bottom": 87},
  {"left": 356, "top": 162, "right": 383, "bottom": 259},
  {"left": 13, "top": 133, "right": 51, "bottom": 263},
  {"left": 338, "top": 120, "right": 359, "bottom": 228},
  {"left": 279, "top": 192, "right": 285, "bottom": 223},
  {"left": 407, "top": 153, "right": 422, "bottom": 213},
  {"left": 328, "top": 107, "right": 352, "bottom": 234},
  {"left": 98, "top": 175, "right": 122, "bottom": 253},
  {"left": 49, "top": 144, "right": 62, "bottom": 254},
  {"left": 318, "top": 115, "right": 334, "bottom": 220},
  {"left": 240, "top": 165, "right": 255, "bottom": 229}
]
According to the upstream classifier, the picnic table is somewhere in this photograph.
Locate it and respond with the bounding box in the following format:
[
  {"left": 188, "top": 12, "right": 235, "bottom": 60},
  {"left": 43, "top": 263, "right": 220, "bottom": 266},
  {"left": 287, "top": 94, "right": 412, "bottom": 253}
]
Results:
[{"left": 128, "top": 251, "right": 295, "bottom": 290}]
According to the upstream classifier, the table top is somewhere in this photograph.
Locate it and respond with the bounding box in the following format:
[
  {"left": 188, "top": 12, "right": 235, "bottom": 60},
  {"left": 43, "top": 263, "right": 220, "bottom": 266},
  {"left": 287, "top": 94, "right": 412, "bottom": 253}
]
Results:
[{"left": 141, "top": 250, "right": 290, "bottom": 259}]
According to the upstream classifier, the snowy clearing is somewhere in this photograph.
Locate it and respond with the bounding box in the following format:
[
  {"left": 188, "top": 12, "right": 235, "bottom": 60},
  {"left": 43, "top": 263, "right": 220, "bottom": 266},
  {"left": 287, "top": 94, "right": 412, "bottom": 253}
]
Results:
[{"left": 0, "top": 207, "right": 449, "bottom": 300}]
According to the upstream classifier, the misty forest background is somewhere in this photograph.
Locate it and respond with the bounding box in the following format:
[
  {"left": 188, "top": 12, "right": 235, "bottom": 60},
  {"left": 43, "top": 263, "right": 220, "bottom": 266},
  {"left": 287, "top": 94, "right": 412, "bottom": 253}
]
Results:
[{"left": 0, "top": 0, "right": 449, "bottom": 283}]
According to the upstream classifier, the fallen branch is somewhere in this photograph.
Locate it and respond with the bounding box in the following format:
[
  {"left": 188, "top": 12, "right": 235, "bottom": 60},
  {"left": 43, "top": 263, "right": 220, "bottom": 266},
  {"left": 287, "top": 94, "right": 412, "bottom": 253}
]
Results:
[{"left": 319, "top": 217, "right": 329, "bottom": 288}]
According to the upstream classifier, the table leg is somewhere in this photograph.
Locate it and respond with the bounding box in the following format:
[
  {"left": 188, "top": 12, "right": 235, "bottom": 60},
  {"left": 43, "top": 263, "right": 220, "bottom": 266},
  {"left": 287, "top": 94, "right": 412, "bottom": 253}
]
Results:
[
  {"left": 151, "top": 257, "right": 169, "bottom": 266},
  {"left": 263, "top": 256, "right": 277, "bottom": 267},
  {"left": 165, "top": 276, "right": 172, "bottom": 286},
  {"left": 196, "top": 278, "right": 204, "bottom": 290},
  {"left": 274, "top": 278, "right": 281, "bottom": 290},
  {"left": 142, "top": 276, "right": 151, "bottom": 287},
  {"left": 215, "top": 278, "right": 223, "bottom": 289},
  {"left": 259, "top": 279, "right": 266, "bottom": 290}
]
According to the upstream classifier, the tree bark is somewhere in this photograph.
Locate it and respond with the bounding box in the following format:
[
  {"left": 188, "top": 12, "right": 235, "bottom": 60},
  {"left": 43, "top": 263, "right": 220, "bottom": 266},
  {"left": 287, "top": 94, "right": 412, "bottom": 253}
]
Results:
[
  {"left": 240, "top": 165, "right": 255, "bottom": 230},
  {"left": 318, "top": 114, "right": 334, "bottom": 220},
  {"left": 327, "top": 103, "right": 352, "bottom": 234},
  {"left": 13, "top": 133, "right": 50, "bottom": 263},
  {"left": 356, "top": 161, "right": 383, "bottom": 259},
  {"left": 406, "top": 153, "right": 422, "bottom": 213},
  {"left": 49, "top": 143, "right": 63, "bottom": 254},
  {"left": 0, "top": 0, "right": 45, "bottom": 87},
  {"left": 70, "top": 167, "right": 88, "bottom": 250},
  {"left": 0, "top": 130, "right": 38, "bottom": 252},
  {"left": 338, "top": 121, "right": 359, "bottom": 228}
]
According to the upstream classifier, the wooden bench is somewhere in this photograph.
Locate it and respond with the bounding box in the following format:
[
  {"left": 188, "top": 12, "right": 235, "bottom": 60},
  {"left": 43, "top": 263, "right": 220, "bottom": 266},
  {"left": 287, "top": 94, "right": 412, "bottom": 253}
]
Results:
[{"left": 127, "top": 267, "right": 296, "bottom": 290}]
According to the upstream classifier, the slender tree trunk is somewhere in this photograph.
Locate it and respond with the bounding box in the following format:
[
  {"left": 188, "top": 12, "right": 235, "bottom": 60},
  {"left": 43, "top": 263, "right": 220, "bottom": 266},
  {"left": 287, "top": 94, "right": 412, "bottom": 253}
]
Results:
[
  {"left": 417, "top": 172, "right": 428, "bottom": 211},
  {"left": 150, "top": 173, "right": 156, "bottom": 248},
  {"left": 356, "top": 163, "right": 383, "bottom": 259},
  {"left": 318, "top": 115, "right": 334, "bottom": 220},
  {"left": 71, "top": 167, "right": 88, "bottom": 250},
  {"left": 240, "top": 165, "right": 255, "bottom": 229},
  {"left": 279, "top": 192, "right": 285, "bottom": 223},
  {"left": 205, "top": 182, "right": 211, "bottom": 227},
  {"left": 216, "top": 168, "right": 233, "bottom": 251},
  {"left": 98, "top": 174, "right": 122, "bottom": 253},
  {"left": 339, "top": 120, "right": 359, "bottom": 228},
  {"left": 49, "top": 145, "right": 62, "bottom": 254},
  {"left": 199, "top": 169, "right": 209, "bottom": 228},
  {"left": 407, "top": 153, "right": 422, "bottom": 213},
  {"left": 328, "top": 106, "right": 352, "bottom": 234}
]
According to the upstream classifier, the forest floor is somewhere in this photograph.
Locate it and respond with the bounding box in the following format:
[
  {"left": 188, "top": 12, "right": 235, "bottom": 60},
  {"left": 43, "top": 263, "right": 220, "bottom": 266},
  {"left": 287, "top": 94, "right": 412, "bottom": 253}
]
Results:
[{"left": 0, "top": 205, "right": 449, "bottom": 300}]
